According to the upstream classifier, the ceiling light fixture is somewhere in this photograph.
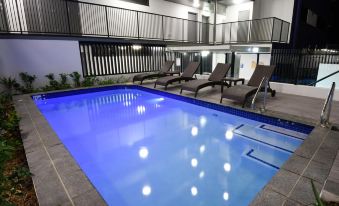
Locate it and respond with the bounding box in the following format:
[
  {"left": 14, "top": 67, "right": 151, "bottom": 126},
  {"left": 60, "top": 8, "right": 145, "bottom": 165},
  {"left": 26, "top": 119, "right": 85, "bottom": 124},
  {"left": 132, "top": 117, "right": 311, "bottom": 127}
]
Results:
[
  {"left": 193, "top": 0, "right": 200, "bottom": 8},
  {"left": 233, "top": 0, "right": 243, "bottom": 4}
]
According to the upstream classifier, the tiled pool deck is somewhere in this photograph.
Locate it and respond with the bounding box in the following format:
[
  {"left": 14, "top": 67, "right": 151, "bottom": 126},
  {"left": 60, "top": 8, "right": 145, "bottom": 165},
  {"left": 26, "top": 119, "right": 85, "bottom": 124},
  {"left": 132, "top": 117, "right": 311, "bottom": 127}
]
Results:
[{"left": 13, "top": 82, "right": 339, "bottom": 206}]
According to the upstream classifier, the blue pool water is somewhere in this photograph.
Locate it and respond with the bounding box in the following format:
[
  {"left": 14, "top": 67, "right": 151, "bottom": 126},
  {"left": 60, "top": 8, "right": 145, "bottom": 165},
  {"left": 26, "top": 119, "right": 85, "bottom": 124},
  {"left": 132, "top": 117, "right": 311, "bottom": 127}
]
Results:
[{"left": 33, "top": 87, "right": 311, "bottom": 206}]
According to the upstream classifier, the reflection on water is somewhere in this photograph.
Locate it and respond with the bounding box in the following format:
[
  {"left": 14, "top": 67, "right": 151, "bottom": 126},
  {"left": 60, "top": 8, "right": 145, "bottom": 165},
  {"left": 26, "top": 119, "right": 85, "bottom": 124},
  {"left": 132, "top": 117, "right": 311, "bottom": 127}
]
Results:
[
  {"left": 139, "top": 147, "right": 149, "bottom": 159},
  {"left": 142, "top": 185, "right": 151, "bottom": 196},
  {"left": 223, "top": 192, "right": 229, "bottom": 201},
  {"left": 191, "top": 126, "right": 198, "bottom": 137},
  {"left": 199, "top": 145, "right": 205, "bottom": 154},
  {"left": 224, "top": 163, "right": 231, "bottom": 172},
  {"left": 191, "top": 186, "right": 198, "bottom": 196},
  {"left": 191, "top": 158, "right": 198, "bottom": 168},
  {"left": 225, "top": 129, "right": 233, "bottom": 140}
]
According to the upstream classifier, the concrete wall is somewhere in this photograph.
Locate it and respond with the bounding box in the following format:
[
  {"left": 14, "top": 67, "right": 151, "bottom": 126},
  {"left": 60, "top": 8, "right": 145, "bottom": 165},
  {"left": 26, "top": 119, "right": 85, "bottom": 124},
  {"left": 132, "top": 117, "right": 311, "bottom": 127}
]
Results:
[
  {"left": 238, "top": 53, "right": 271, "bottom": 79},
  {"left": 0, "top": 39, "right": 82, "bottom": 87},
  {"left": 271, "top": 82, "right": 339, "bottom": 101},
  {"left": 252, "top": 0, "right": 294, "bottom": 23},
  {"left": 225, "top": 1, "right": 254, "bottom": 22}
]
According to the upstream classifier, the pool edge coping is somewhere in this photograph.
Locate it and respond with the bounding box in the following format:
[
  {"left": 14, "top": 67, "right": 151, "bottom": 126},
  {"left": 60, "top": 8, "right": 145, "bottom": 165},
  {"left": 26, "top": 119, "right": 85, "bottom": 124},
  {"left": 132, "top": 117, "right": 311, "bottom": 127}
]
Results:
[
  {"left": 14, "top": 94, "right": 106, "bottom": 206},
  {"left": 13, "top": 84, "right": 336, "bottom": 206}
]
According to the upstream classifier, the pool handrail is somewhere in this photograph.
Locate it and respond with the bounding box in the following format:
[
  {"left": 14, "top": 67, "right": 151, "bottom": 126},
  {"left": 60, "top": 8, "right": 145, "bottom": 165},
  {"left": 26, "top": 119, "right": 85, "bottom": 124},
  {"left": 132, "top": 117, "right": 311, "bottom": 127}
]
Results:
[{"left": 320, "top": 82, "right": 336, "bottom": 127}]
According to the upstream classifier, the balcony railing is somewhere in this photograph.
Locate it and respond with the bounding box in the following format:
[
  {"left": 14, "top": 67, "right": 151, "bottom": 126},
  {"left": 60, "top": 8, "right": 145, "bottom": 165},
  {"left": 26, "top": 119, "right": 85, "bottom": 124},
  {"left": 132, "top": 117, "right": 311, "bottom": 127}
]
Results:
[{"left": 0, "top": 0, "right": 290, "bottom": 44}]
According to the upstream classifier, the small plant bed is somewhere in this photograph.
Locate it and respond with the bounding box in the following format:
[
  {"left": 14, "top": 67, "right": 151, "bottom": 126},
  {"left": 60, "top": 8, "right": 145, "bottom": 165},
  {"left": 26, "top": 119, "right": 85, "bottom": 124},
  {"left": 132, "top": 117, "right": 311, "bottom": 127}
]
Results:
[
  {"left": 0, "top": 72, "right": 130, "bottom": 95},
  {"left": 0, "top": 94, "right": 38, "bottom": 206}
]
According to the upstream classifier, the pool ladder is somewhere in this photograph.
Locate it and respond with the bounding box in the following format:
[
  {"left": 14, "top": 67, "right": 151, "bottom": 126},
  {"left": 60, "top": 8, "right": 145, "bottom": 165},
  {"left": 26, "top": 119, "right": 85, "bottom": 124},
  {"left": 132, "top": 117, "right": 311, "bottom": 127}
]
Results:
[
  {"left": 320, "top": 82, "right": 336, "bottom": 127},
  {"left": 251, "top": 77, "right": 269, "bottom": 112}
]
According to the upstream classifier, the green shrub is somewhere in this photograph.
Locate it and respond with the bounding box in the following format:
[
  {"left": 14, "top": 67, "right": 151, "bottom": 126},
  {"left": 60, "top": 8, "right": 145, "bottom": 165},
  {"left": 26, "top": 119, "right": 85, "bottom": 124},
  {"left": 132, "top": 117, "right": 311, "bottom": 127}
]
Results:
[
  {"left": 69, "top": 72, "right": 81, "bottom": 87},
  {"left": 0, "top": 77, "right": 20, "bottom": 95},
  {"left": 98, "top": 77, "right": 117, "bottom": 85},
  {"left": 18, "top": 72, "right": 36, "bottom": 93},
  {"left": 311, "top": 180, "right": 325, "bottom": 206},
  {"left": 59, "top": 73, "right": 71, "bottom": 89},
  {"left": 81, "top": 77, "right": 97, "bottom": 87},
  {"left": 0, "top": 92, "right": 34, "bottom": 204},
  {"left": 44, "top": 73, "right": 59, "bottom": 90}
]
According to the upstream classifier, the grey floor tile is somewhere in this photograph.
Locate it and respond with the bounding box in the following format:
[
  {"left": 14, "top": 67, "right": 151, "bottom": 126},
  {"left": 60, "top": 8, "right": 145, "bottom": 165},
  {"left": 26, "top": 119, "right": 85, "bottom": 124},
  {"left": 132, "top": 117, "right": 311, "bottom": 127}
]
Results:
[
  {"left": 250, "top": 188, "right": 286, "bottom": 206},
  {"left": 40, "top": 132, "right": 62, "bottom": 148},
  {"left": 282, "top": 155, "right": 310, "bottom": 175},
  {"left": 267, "top": 169, "right": 300, "bottom": 196},
  {"left": 33, "top": 166, "right": 72, "bottom": 206},
  {"left": 22, "top": 131, "right": 43, "bottom": 154},
  {"left": 47, "top": 144, "right": 81, "bottom": 174},
  {"left": 312, "top": 145, "right": 337, "bottom": 167},
  {"left": 294, "top": 138, "right": 321, "bottom": 159},
  {"left": 283, "top": 199, "right": 305, "bottom": 206},
  {"left": 289, "top": 177, "right": 322, "bottom": 205},
  {"left": 303, "top": 160, "right": 331, "bottom": 184},
  {"left": 73, "top": 188, "right": 107, "bottom": 206},
  {"left": 60, "top": 169, "right": 94, "bottom": 198},
  {"left": 323, "top": 180, "right": 339, "bottom": 196}
]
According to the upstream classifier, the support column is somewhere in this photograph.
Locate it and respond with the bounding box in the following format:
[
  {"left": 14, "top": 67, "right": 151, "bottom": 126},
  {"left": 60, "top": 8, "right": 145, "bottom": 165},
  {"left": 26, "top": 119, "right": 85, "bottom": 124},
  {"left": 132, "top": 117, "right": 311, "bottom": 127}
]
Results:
[
  {"left": 231, "top": 51, "right": 235, "bottom": 77},
  {"left": 213, "top": 0, "right": 217, "bottom": 45}
]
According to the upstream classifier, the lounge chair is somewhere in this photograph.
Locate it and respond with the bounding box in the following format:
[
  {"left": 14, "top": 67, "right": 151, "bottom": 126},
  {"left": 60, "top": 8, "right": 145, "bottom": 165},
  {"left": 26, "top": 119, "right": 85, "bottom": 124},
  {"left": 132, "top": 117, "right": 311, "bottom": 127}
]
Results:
[
  {"left": 133, "top": 61, "right": 174, "bottom": 84},
  {"left": 154, "top": 62, "right": 200, "bottom": 90},
  {"left": 220, "top": 65, "right": 276, "bottom": 107},
  {"left": 180, "top": 63, "right": 231, "bottom": 97}
]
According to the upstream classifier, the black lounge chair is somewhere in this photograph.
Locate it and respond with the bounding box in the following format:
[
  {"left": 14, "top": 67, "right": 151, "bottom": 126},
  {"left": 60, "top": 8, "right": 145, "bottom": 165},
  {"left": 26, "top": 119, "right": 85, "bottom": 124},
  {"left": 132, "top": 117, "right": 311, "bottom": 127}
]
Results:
[
  {"left": 180, "top": 63, "right": 231, "bottom": 97},
  {"left": 133, "top": 61, "right": 174, "bottom": 84},
  {"left": 154, "top": 62, "right": 200, "bottom": 90},
  {"left": 220, "top": 65, "right": 276, "bottom": 107}
]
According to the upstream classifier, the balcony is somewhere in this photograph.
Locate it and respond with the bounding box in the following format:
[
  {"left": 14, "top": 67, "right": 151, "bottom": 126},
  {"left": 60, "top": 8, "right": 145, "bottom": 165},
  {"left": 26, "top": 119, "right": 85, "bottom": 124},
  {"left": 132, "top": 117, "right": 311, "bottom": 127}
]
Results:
[{"left": 0, "top": 0, "right": 290, "bottom": 45}]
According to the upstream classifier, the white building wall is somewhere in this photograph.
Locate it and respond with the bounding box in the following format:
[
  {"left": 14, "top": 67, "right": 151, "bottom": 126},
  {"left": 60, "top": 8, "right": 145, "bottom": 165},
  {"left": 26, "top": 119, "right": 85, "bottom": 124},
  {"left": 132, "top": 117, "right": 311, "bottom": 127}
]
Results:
[
  {"left": 224, "top": 2, "right": 254, "bottom": 22},
  {"left": 252, "top": 0, "right": 294, "bottom": 23},
  {"left": 0, "top": 39, "right": 82, "bottom": 87}
]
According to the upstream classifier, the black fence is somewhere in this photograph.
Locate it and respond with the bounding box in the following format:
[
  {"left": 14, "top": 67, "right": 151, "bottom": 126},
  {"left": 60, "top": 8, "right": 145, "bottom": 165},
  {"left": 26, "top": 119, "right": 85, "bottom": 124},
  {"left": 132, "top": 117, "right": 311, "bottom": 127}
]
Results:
[
  {"left": 271, "top": 49, "right": 339, "bottom": 85},
  {"left": 215, "top": 17, "right": 290, "bottom": 44},
  {"left": 79, "top": 42, "right": 166, "bottom": 76},
  {"left": 0, "top": 0, "right": 290, "bottom": 44}
]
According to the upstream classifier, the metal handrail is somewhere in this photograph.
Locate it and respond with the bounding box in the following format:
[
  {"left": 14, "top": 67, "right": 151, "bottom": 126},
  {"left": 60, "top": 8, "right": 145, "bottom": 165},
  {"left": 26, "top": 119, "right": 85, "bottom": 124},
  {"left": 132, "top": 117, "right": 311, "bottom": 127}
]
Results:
[
  {"left": 307, "top": 70, "right": 339, "bottom": 86},
  {"left": 320, "top": 82, "right": 336, "bottom": 127},
  {"left": 0, "top": 0, "right": 290, "bottom": 44},
  {"left": 251, "top": 77, "right": 268, "bottom": 110}
]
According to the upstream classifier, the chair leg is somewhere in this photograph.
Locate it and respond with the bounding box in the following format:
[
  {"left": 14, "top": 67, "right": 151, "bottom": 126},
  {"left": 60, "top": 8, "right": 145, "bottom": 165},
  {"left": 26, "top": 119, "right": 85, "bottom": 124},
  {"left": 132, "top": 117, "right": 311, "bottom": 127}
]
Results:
[
  {"left": 164, "top": 85, "right": 167, "bottom": 90},
  {"left": 220, "top": 97, "right": 223, "bottom": 104},
  {"left": 154, "top": 83, "right": 157, "bottom": 88},
  {"left": 242, "top": 102, "right": 246, "bottom": 108},
  {"left": 194, "top": 91, "right": 198, "bottom": 98},
  {"left": 180, "top": 89, "right": 183, "bottom": 94},
  {"left": 140, "top": 80, "right": 143, "bottom": 85}
]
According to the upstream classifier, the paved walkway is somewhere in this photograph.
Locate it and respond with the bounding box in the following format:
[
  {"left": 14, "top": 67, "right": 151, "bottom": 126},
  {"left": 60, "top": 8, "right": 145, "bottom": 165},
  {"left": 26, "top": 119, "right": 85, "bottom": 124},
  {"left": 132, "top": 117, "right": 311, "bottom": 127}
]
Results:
[{"left": 141, "top": 81, "right": 339, "bottom": 125}]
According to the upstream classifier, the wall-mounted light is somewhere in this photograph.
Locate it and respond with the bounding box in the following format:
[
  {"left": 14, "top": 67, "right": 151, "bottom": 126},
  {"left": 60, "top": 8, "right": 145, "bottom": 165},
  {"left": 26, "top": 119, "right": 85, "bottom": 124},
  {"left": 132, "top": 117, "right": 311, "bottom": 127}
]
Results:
[
  {"left": 132, "top": 45, "right": 142, "bottom": 50},
  {"left": 201, "top": 51, "right": 210, "bottom": 57},
  {"left": 193, "top": 0, "right": 200, "bottom": 8},
  {"left": 176, "top": 57, "right": 181, "bottom": 67},
  {"left": 252, "top": 47, "right": 259, "bottom": 53}
]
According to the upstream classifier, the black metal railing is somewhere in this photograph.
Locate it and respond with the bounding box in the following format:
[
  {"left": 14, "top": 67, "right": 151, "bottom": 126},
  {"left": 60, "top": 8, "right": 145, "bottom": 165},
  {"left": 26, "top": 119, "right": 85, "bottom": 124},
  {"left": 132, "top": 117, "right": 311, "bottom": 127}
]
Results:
[
  {"left": 215, "top": 17, "right": 290, "bottom": 44},
  {"left": 270, "top": 49, "right": 339, "bottom": 85},
  {"left": 79, "top": 42, "right": 167, "bottom": 76},
  {"left": 0, "top": 0, "right": 290, "bottom": 44}
]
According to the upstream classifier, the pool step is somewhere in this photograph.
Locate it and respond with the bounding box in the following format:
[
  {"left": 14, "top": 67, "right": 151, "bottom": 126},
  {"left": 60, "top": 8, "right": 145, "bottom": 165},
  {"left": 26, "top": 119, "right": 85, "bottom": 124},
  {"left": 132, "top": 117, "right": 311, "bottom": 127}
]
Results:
[
  {"left": 234, "top": 124, "right": 303, "bottom": 153},
  {"left": 245, "top": 149, "right": 281, "bottom": 169},
  {"left": 259, "top": 124, "right": 308, "bottom": 140}
]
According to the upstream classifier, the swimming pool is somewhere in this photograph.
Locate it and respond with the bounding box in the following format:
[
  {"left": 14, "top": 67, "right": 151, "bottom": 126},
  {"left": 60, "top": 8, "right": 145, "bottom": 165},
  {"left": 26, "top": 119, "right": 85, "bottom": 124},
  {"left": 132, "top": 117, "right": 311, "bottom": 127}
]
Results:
[{"left": 33, "top": 86, "right": 313, "bottom": 206}]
